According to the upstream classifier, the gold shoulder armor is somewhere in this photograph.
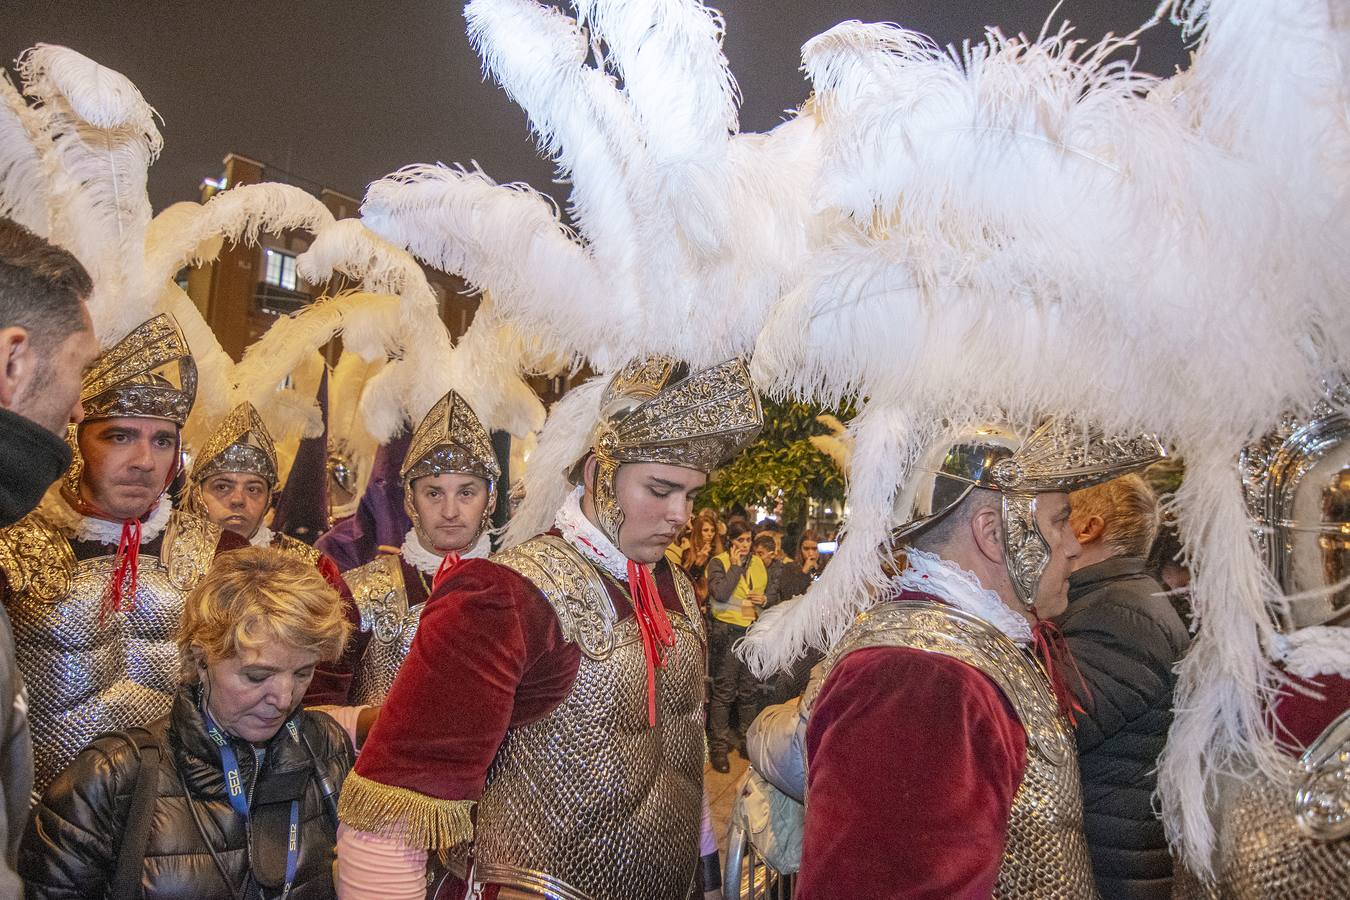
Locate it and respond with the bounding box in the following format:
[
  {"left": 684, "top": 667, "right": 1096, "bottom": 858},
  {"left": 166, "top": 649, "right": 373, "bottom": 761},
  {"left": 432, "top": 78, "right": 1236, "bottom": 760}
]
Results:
[
  {"left": 492, "top": 535, "right": 618, "bottom": 660},
  {"left": 0, "top": 513, "right": 74, "bottom": 602},
  {"left": 270, "top": 532, "right": 322, "bottom": 567},
  {"left": 346, "top": 555, "right": 409, "bottom": 635},
  {"left": 160, "top": 511, "right": 222, "bottom": 591}
]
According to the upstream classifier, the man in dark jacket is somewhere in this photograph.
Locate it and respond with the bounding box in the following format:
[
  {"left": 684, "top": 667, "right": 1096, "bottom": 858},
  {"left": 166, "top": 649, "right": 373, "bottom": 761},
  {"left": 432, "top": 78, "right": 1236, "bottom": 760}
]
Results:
[
  {"left": 0, "top": 219, "right": 96, "bottom": 898},
  {"left": 1055, "top": 473, "right": 1189, "bottom": 900}
]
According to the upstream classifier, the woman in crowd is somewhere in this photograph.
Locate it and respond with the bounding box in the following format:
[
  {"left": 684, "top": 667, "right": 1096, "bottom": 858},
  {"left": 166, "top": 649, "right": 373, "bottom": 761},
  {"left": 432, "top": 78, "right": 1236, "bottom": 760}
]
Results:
[
  {"left": 681, "top": 508, "right": 724, "bottom": 608},
  {"left": 20, "top": 547, "right": 355, "bottom": 899},
  {"left": 777, "top": 529, "right": 821, "bottom": 602},
  {"left": 706, "top": 518, "right": 768, "bottom": 772}
]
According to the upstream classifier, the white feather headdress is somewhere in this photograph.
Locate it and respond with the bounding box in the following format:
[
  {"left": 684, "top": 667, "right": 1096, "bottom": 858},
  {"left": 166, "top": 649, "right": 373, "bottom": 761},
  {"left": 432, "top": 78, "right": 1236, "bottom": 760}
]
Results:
[
  {"left": 738, "top": 1, "right": 1350, "bottom": 877},
  {"left": 360, "top": 0, "right": 823, "bottom": 543},
  {"left": 295, "top": 218, "right": 547, "bottom": 450}
]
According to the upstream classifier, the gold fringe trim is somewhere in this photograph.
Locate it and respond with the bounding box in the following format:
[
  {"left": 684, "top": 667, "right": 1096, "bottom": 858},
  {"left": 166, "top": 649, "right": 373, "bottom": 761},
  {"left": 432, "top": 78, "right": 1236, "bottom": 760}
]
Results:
[{"left": 338, "top": 771, "right": 476, "bottom": 850}]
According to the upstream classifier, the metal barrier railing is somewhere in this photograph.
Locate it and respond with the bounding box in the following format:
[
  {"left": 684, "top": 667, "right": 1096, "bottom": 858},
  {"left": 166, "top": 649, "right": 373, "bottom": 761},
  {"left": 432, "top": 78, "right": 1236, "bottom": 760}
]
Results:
[{"left": 724, "top": 819, "right": 796, "bottom": 900}]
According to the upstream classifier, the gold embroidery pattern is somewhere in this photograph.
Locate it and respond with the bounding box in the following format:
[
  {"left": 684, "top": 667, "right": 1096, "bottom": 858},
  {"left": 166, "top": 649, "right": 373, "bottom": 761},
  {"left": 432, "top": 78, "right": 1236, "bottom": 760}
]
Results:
[
  {"left": 159, "top": 511, "right": 221, "bottom": 591},
  {"left": 0, "top": 514, "right": 74, "bottom": 602},
  {"left": 493, "top": 535, "right": 618, "bottom": 660}
]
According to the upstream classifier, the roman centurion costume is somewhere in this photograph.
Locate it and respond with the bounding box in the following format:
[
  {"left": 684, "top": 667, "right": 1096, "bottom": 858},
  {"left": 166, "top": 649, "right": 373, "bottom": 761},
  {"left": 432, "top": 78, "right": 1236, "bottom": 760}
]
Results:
[
  {"left": 778, "top": 421, "right": 1162, "bottom": 898},
  {"left": 1169, "top": 402, "right": 1350, "bottom": 899},
  {"left": 343, "top": 389, "right": 501, "bottom": 705},
  {"left": 188, "top": 401, "right": 367, "bottom": 705},
  {"left": 0, "top": 314, "right": 247, "bottom": 793},
  {"left": 337, "top": 357, "right": 762, "bottom": 900}
]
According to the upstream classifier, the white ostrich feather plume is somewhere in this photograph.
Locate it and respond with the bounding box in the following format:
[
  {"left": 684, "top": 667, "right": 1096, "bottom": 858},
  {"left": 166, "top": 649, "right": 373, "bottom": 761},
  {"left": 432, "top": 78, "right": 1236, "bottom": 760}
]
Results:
[
  {"left": 739, "top": 3, "right": 1350, "bottom": 877},
  {"left": 363, "top": 0, "right": 822, "bottom": 373},
  {"left": 501, "top": 374, "right": 608, "bottom": 549},
  {"left": 13, "top": 44, "right": 161, "bottom": 346},
  {"left": 0, "top": 72, "right": 51, "bottom": 234}
]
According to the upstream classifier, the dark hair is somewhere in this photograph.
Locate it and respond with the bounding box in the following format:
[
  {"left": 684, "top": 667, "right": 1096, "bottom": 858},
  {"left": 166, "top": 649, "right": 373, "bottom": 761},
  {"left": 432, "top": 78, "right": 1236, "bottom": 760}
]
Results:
[
  {"left": 725, "top": 519, "right": 752, "bottom": 544},
  {"left": 793, "top": 529, "right": 820, "bottom": 568},
  {"left": 752, "top": 534, "right": 776, "bottom": 553},
  {"left": 0, "top": 219, "right": 91, "bottom": 351},
  {"left": 905, "top": 487, "right": 1001, "bottom": 555}
]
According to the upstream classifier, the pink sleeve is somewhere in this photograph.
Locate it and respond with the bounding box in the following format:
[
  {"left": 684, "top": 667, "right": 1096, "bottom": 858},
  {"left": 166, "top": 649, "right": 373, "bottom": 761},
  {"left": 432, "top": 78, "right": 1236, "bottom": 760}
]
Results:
[
  {"left": 701, "top": 786, "right": 717, "bottom": 856},
  {"left": 336, "top": 824, "right": 429, "bottom": 900},
  {"left": 309, "top": 705, "right": 370, "bottom": 750}
]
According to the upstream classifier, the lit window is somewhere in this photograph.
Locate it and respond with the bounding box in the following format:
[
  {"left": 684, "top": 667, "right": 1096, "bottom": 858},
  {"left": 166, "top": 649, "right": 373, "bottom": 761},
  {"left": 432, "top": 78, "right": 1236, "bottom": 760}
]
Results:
[{"left": 263, "top": 248, "right": 298, "bottom": 291}]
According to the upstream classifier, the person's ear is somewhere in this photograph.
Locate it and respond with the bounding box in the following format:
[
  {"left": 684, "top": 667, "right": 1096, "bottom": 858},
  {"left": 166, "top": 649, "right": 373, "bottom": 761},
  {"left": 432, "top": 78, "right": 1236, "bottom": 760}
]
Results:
[
  {"left": 1075, "top": 515, "right": 1106, "bottom": 545},
  {"left": 0, "top": 327, "right": 33, "bottom": 409},
  {"left": 970, "top": 503, "right": 1004, "bottom": 566},
  {"left": 191, "top": 645, "right": 208, "bottom": 671},
  {"left": 582, "top": 454, "right": 599, "bottom": 495}
]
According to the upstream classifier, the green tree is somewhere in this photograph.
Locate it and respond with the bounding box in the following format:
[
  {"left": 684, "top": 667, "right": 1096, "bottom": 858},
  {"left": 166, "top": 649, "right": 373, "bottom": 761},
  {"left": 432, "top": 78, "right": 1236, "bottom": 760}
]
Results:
[{"left": 702, "top": 397, "right": 853, "bottom": 523}]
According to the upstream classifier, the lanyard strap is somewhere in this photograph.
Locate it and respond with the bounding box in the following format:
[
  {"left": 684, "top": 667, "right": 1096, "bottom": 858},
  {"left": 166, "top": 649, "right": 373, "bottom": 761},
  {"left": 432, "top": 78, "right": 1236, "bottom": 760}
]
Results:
[{"left": 202, "top": 710, "right": 303, "bottom": 898}]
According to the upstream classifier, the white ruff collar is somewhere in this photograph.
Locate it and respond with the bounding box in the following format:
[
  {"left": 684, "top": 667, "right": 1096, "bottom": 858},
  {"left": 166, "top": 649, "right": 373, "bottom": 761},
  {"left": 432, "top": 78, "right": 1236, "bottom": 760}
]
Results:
[
  {"left": 43, "top": 490, "right": 173, "bottom": 545},
  {"left": 400, "top": 528, "right": 491, "bottom": 576},
  {"left": 554, "top": 486, "right": 630, "bottom": 582},
  {"left": 1274, "top": 626, "right": 1350, "bottom": 680},
  {"left": 890, "top": 548, "right": 1033, "bottom": 645},
  {"left": 249, "top": 525, "right": 274, "bottom": 548}
]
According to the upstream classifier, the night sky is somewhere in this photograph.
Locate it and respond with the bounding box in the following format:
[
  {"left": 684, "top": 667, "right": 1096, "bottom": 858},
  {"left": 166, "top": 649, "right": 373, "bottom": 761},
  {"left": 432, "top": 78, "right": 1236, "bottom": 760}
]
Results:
[{"left": 0, "top": 2, "right": 1188, "bottom": 213}]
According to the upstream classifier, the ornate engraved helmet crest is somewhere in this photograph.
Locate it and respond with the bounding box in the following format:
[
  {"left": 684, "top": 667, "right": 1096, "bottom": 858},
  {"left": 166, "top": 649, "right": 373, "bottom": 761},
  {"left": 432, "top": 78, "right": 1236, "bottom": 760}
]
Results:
[
  {"left": 589, "top": 356, "right": 763, "bottom": 546},
  {"left": 187, "top": 403, "right": 281, "bottom": 525},
  {"left": 80, "top": 314, "right": 198, "bottom": 427},
  {"left": 893, "top": 419, "right": 1165, "bottom": 607},
  {"left": 401, "top": 390, "right": 502, "bottom": 536}
]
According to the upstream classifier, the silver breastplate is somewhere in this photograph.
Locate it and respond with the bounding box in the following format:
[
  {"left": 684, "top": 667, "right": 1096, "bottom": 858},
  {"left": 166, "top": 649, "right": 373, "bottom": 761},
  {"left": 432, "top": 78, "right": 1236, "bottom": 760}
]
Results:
[
  {"left": 1, "top": 510, "right": 217, "bottom": 794},
  {"left": 347, "top": 555, "right": 423, "bottom": 705},
  {"left": 471, "top": 535, "right": 705, "bottom": 900},
  {"left": 10, "top": 555, "right": 186, "bottom": 794},
  {"left": 1175, "top": 709, "right": 1350, "bottom": 899},
  {"left": 807, "top": 601, "right": 1098, "bottom": 900}
]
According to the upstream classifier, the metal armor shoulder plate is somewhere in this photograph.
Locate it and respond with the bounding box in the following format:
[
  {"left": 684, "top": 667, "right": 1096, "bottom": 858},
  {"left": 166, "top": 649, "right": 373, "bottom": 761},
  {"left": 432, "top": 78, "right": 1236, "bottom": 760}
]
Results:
[
  {"left": 345, "top": 555, "right": 413, "bottom": 706},
  {"left": 814, "top": 600, "right": 1067, "bottom": 764},
  {"left": 492, "top": 534, "right": 618, "bottom": 660},
  {"left": 270, "top": 531, "right": 322, "bottom": 567},
  {"left": 347, "top": 555, "right": 409, "bottom": 638},
  {"left": 0, "top": 513, "right": 74, "bottom": 602},
  {"left": 160, "top": 511, "right": 222, "bottom": 591},
  {"left": 669, "top": 565, "right": 703, "bottom": 643}
]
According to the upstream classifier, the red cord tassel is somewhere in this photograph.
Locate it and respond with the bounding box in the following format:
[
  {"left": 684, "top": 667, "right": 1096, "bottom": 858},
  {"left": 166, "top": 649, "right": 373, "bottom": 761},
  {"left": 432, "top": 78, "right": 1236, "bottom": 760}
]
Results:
[
  {"left": 627, "top": 560, "right": 676, "bottom": 727},
  {"left": 431, "top": 552, "right": 462, "bottom": 593},
  {"left": 99, "top": 519, "right": 142, "bottom": 622},
  {"left": 1031, "top": 618, "right": 1089, "bottom": 725}
]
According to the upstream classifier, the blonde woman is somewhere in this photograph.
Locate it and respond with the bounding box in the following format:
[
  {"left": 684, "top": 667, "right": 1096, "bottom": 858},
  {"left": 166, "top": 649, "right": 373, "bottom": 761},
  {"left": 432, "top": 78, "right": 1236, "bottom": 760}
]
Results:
[{"left": 21, "top": 547, "right": 354, "bottom": 900}]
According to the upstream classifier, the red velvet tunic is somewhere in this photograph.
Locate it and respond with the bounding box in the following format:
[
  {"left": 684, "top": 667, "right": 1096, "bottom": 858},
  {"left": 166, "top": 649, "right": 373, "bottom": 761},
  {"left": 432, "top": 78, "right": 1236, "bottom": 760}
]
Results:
[
  {"left": 797, "top": 595, "right": 1029, "bottom": 900},
  {"left": 1271, "top": 669, "right": 1350, "bottom": 753},
  {"left": 352, "top": 546, "right": 688, "bottom": 897}
]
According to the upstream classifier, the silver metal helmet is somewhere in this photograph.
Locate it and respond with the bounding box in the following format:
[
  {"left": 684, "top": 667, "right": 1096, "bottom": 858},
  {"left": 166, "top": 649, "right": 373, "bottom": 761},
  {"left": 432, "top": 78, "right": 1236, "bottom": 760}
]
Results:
[
  {"left": 1242, "top": 400, "right": 1350, "bottom": 630},
  {"left": 894, "top": 419, "right": 1166, "bottom": 608}
]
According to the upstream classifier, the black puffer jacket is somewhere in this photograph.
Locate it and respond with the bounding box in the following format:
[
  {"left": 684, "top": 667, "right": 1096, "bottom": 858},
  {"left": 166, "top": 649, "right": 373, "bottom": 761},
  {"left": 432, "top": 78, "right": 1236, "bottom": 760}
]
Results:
[
  {"left": 1054, "top": 556, "right": 1189, "bottom": 900},
  {"left": 20, "top": 685, "right": 354, "bottom": 899}
]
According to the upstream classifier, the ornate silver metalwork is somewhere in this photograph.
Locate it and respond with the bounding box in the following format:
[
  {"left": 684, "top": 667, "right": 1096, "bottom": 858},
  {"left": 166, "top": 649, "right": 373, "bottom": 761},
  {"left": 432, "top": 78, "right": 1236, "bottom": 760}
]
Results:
[
  {"left": 347, "top": 555, "right": 417, "bottom": 706},
  {"left": 1177, "top": 711, "right": 1350, "bottom": 897},
  {"left": 1295, "top": 708, "right": 1350, "bottom": 841},
  {"left": 1243, "top": 407, "right": 1350, "bottom": 629},
  {"left": 80, "top": 314, "right": 197, "bottom": 426},
  {"left": 401, "top": 390, "right": 501, "bottom": 541},
  {"left": 190, "top": 402, "right": 280, "bottom": 500},
  {"left": 806, "top": 600, "right": 1098, "bottom": 898},
  {"left": 473, "top": 534, "right": 706, "bottom": 900},
  {"left": 892, "top": 420, "right": 1164, "bottom": 607},
  {"left": 4, "top": 523, "right": 216, "bottom": 793},
  {"left": 590, "top": 356, "right": 762, "bottom": 546}
]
